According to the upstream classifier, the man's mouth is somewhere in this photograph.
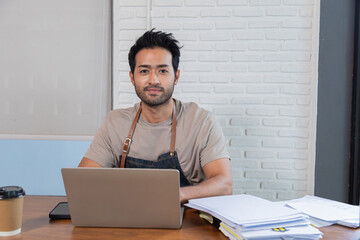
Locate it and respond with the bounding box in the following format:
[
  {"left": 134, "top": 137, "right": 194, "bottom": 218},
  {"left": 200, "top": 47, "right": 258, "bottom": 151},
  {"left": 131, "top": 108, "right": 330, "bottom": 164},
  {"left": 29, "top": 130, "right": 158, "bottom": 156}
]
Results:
[{"left": 144, "top": 86, "right": 163, "bottom": 95}]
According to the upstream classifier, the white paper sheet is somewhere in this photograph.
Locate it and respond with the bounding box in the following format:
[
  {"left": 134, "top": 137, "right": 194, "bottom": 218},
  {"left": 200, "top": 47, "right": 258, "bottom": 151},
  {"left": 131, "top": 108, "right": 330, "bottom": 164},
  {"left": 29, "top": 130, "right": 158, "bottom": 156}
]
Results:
[
  {"left": 286, "top": 195, "right": 358, "bottom": 221},
  {"left": 187, "top": 195, "right": 300, "bottom": 222}
]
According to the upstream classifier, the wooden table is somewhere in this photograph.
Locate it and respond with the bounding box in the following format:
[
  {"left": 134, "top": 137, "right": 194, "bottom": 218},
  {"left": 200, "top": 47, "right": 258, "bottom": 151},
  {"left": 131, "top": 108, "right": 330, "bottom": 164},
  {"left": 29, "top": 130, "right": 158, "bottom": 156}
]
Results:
[{"left": 2, "top": 196, "right": 360, "bottom": 240}]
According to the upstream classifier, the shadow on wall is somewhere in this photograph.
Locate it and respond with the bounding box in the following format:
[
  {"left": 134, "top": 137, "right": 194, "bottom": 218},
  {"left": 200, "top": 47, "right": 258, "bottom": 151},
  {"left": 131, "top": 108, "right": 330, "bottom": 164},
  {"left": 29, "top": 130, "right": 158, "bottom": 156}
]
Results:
[{"left": 0, "top": 139, "right": 91, "bottom": 196}]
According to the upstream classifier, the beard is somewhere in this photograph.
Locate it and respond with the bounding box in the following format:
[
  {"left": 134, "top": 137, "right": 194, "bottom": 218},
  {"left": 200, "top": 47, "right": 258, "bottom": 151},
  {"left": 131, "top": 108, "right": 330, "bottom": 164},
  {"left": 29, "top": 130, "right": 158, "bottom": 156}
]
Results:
[{"left": 134, "top": 82, "right": 175, "bottom": 107}]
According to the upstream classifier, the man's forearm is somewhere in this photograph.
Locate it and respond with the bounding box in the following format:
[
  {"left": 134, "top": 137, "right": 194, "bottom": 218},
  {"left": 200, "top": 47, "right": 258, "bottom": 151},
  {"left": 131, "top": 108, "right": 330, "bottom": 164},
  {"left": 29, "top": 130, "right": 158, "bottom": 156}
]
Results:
[
  {"left": 180, "top": 175, "right": 232, "bottom": 204},
  {"left": 78, "top": 157, "right": 103, "bottom": 168}
]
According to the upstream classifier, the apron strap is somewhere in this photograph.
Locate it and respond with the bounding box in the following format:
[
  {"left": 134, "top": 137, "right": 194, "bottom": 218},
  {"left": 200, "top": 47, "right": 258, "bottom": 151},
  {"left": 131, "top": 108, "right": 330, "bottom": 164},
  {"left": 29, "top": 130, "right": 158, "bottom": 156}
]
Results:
[
  {"left": 120, "top": 104, "right": 142, "bottom": 168},
  {"left": 120, "top": 100, "right": 177, "bottom": 168},
  {"left": 170, "top": 102, "right": 176, "bottom": 156}
]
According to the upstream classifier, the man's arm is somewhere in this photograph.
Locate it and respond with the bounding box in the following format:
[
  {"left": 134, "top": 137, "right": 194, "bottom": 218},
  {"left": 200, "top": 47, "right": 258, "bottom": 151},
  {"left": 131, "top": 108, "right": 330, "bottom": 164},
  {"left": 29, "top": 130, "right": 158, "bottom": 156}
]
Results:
[
  {"left": 180, "top": 158, "right": 232, "bottom": 204},
  {"left": 78, "top": 157, "right": 103, "bottom": 168}
]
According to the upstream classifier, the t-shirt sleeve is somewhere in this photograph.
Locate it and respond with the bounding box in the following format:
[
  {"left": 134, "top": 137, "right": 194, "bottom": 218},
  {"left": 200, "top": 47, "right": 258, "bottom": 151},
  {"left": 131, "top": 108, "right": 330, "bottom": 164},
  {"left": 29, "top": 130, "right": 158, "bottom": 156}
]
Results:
[
  {"left": 200, "top": 114, "right": 230, "bottom": 167},
  {"left": 84, "top": 113, "right": 117, "bottom": 168}
]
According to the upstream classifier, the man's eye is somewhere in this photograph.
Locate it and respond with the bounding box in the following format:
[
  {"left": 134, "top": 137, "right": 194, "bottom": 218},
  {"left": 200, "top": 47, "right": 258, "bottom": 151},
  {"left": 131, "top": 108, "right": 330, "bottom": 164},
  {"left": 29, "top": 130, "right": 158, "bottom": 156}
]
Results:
[
  {"left": 140, "top": 69, "right": 148, "bottom": 74},
  {"left": 159, "top": 69, "right": 168, "bottom": 74}
]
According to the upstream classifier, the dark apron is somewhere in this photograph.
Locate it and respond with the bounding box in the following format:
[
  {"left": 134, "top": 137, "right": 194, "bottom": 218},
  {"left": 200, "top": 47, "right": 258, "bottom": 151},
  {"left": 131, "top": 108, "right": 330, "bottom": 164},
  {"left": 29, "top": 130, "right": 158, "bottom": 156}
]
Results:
[{"left": 119, "top": 101, "right": 190, "bottom": 187}]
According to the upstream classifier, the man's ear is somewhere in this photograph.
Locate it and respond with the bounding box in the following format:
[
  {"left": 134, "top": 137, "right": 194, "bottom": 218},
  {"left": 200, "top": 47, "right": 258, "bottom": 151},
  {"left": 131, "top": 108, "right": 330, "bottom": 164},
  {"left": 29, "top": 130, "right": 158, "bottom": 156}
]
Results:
[
  {"left": 174, "top": 70, "right": 180, "bottom": 85},
  {"left": 129, "top": 71, "right": 135, "bottom": 86}
]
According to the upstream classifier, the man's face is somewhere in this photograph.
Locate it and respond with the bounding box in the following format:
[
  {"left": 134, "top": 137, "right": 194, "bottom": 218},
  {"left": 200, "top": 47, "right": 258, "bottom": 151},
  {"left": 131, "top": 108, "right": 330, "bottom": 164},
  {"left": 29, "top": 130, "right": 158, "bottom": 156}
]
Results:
[{"left": 129, "top": 47, "right": 180, "bottom": 107}]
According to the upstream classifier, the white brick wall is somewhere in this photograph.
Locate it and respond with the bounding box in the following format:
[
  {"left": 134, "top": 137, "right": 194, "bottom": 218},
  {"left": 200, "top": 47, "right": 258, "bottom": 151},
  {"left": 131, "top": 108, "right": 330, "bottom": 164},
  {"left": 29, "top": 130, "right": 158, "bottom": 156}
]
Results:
[{"left": 113, "top": 0, "right": 320, "bottom": 201}]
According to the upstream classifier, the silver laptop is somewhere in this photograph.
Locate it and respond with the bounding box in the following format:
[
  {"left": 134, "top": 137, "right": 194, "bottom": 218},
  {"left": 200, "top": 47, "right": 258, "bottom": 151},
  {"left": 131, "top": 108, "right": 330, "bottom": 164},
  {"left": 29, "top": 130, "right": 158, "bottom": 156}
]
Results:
[{"left": 61, "top": 168, "right": 183, "bottom": 229}]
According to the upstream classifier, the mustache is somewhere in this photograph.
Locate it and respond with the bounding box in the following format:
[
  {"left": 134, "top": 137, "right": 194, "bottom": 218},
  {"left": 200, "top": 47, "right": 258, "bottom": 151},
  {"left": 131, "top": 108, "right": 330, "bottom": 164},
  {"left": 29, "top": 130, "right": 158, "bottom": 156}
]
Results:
[{"left": 143, "top": 85, "right": 164, "bottom": 91}]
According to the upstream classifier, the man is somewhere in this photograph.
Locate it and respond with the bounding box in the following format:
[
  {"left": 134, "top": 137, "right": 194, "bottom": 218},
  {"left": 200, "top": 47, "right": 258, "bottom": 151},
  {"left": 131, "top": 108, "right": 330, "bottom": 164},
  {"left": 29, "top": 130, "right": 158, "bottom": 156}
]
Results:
[{"left": 78, "top": 29, "right": 232, "bottom": 203}]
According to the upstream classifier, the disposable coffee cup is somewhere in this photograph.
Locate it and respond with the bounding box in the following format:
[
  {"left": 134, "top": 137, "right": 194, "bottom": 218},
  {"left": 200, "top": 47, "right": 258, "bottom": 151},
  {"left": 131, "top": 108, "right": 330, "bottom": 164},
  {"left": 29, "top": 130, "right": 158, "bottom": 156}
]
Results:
[{"left": 0, "top": 186, "right": 25, "bottom": 237}]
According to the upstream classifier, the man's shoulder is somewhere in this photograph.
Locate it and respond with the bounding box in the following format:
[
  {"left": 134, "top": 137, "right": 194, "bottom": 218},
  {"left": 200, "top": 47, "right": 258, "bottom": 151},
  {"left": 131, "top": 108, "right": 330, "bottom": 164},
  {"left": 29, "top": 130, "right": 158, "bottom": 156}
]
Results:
[
  {"left": 105, "top": 103, "right": 140, "bottom": 122},
  {"left": 177, "top": 100, "right": 214, "bottom": 122}
]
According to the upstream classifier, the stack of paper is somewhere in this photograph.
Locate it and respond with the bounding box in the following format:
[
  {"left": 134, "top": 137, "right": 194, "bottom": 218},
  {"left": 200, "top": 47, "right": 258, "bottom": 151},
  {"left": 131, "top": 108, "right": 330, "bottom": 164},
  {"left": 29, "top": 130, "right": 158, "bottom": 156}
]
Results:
[
  {"left": 285, "top": 195, "right": 359, "bottom": 228},
  {"left": 185, "top": 194, "right": 323, "bottom": 240},
  {"left": 220, "top": 223, "right": 322, "bottom": 240}
]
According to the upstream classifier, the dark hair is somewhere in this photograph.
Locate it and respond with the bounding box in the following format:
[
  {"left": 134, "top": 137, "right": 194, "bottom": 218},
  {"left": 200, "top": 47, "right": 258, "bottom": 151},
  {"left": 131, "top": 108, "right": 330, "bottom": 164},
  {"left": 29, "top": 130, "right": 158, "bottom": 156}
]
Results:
[{"left": 128, "top": 29, "right": 181, "bottom": 74}]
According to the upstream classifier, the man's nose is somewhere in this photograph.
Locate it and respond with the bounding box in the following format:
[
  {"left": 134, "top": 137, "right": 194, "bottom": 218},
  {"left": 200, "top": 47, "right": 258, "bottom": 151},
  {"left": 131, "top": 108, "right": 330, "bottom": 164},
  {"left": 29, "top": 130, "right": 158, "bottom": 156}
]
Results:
[{"left": 148, "top": 71, "right": 160, "bottom": 84}]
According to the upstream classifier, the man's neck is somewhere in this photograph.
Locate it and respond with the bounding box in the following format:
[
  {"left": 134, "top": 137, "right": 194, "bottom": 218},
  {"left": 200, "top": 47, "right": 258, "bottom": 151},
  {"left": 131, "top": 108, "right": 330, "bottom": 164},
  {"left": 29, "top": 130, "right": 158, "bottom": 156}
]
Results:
[{"left": 140, "top": 99, "right": 174, "bottom": 124}]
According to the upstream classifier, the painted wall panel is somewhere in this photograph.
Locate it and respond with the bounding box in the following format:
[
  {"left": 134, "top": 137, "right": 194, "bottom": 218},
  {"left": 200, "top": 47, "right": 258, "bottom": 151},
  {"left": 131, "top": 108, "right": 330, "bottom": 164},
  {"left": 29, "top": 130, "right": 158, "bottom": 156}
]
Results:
[{"left": 0, "top": 140, "right": 91, "bottom": 195}]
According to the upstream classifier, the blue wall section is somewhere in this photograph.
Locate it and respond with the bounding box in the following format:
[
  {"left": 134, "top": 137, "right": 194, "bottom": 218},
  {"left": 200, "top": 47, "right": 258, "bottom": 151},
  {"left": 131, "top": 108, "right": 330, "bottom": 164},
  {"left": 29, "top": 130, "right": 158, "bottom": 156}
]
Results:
[{"left": 0, "top": 139, "right": 91, "bottom": 196}]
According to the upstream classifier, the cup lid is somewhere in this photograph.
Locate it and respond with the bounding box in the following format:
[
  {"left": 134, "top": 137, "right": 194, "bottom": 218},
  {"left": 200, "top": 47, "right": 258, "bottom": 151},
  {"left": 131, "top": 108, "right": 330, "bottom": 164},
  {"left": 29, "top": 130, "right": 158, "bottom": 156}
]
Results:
[{"left": 0, "top": 186, "right": 25, "bottom": 199}]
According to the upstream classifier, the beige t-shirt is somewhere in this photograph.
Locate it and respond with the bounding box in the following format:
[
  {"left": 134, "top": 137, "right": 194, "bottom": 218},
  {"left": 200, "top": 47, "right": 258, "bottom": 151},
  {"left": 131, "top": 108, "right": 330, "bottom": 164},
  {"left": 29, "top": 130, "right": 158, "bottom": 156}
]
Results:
[{"left": 84, "top": 99, "right": 230, "bottom": 185}]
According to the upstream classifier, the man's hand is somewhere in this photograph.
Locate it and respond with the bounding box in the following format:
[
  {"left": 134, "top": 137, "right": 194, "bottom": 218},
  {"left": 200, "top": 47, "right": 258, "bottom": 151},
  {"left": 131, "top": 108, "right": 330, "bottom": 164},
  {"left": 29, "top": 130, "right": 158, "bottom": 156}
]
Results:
[{"left": 180, "top": 158, "right": 232, "bottom": 204}]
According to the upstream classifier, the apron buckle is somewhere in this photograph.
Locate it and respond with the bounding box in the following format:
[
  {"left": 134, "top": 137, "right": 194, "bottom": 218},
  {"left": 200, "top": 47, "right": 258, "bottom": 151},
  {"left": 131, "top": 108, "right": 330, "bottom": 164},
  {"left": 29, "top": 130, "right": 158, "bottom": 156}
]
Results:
[{"left": 122, "top": 138, "right": 132, "bottom": 153}]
